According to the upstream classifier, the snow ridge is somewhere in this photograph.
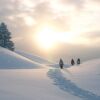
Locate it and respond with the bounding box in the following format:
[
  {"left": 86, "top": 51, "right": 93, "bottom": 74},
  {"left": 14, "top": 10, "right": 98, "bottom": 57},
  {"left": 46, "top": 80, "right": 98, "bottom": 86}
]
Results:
[
  {"left": 16, "top": 50, "right": 52, "bottom": 64},
  {"left": 0, "top": 47, "right": 42, "bottom": 69},
  {"left": 47, "top": 69, "right": 100, "bottom": 100}
]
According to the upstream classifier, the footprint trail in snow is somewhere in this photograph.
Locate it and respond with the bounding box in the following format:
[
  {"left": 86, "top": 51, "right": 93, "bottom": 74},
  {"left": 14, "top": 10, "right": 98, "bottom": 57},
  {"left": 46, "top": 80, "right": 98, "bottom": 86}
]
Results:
[{"left": 47, "top": 69, "right": 100, "bottom": 100}]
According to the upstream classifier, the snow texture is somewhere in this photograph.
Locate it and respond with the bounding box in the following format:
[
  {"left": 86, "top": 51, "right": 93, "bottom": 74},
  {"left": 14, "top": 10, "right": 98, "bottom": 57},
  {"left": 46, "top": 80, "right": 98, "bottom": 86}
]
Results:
[
  {"left": 47, "top": 69, "right": 100, "bottom": 100},
  {"left": 16, "top": 50, "right": 52, "bottom": 65},
  {"left": 49, "top": 63, "right": 70, "bottom": 68},
  {"left": 0, "top": 47, "right": 42, "bottom": 69},
  {"left": 0, "top": 69, "right": 80, "bottom": 100},
  {"left": 67, "top": 59, "right": 100, "bottom": 95},
  {"left": 0, "top": 46, "right": 100, "bottom": 100}
]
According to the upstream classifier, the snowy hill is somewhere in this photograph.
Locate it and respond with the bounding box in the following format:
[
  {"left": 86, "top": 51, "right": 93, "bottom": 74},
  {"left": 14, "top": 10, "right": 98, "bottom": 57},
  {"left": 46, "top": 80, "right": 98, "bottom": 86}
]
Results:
[
  {"left": 0, "top": 48, "right": 100, "bottom": 100},
  {"left": 16, "top": 50, "right": 52, "bottom": 65},
  {"left": 16, "top": 50, "right": 71, "bottom": 68},
  {"left": 49, "top": 63, "right": 70, "bottom": 68},
  {"left": 66, "top": 59, "right": 100, "bottom": 96},
  {"left": 0, "top": 69, "right": 81, "bottom": 100},
  {"left": 48, "top": 59, "right": 100, "bottom": 100},
  {"left": 0, "top": 47, "right": 42, "bottom": 69}
]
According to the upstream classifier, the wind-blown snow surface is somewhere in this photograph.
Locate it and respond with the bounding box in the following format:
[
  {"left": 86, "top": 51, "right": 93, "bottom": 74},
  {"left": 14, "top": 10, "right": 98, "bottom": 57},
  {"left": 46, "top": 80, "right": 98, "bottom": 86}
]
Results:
[
  {"left": 16, "top": 50, "right": 70, "bottom": 69},
  {"left": 16, "top": 50, "right": 52, "bottom": 65},
  {"left": 48, "top": 59, "right": 100, "bottom": 100},
  {"left": 0, "top": 69, "right": 80, "bottom": 100},
  {"left": 67, "top": 59, "right": 100, "bottom": 96},
  {"left": 0, "top": 47, "right": 42, "bottom": 69},
  {"left": 0, "top": 47, "right": 100, "bottom": 100},
  {"left": 16, "top": 50, "right": 70, "bottom": 68},
  {"left": 49, "top": 63, "right": 70, "bottom": 68}
]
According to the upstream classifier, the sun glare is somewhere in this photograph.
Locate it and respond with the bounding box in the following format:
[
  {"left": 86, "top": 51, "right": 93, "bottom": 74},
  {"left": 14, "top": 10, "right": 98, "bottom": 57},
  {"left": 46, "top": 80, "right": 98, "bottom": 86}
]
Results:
[
  {"left": 35, "top": 26, "right": 57, "bottom": 50},
  {"left": 34, "top": 25, "right": 81, "bottom": 50}
]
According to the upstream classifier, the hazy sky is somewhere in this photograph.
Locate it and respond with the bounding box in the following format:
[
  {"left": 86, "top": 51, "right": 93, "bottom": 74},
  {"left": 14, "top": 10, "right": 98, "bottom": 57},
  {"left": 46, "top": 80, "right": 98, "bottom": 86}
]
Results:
[{"left": 0, "top": 0, "right": 100, "bottom": 63}]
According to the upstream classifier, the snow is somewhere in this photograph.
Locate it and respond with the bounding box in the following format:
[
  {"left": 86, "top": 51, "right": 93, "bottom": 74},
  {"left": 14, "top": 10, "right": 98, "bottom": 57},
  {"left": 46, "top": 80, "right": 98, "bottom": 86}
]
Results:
[
  {"left": 49, "top": 63, "right": 70, "bottom": 68},
  {"left": 0, "top": 69, "right": 80, "bottom": 100},
  {"left": 48, "top": 68, "right": 100, "bottom": 100},
  {"left": 47, "top": 59, "right": 100, "bottom": 100},
  {"left": 66, "top": 59, "right": 100, "bottom": 96},
  {"left": 16, "top": 50, "right": 52, "bottom": 65},
  {"left": 15, "top": 50, "right": 70, "bottom": 68},
  {"left": 0, "top": 47, "right": 100, "bottom": 100},
  {"left": 15, "top": 50, "right": 71, "bottom": 68},
  {"left": 0, "top": 47, "right": 42, "bottom": 69}
]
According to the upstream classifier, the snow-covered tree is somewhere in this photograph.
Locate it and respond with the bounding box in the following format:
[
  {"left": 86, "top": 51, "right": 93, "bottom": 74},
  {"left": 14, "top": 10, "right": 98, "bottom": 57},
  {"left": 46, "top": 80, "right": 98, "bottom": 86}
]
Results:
[{"left": 0, "top": 22, "right": 14, "bottom": 51}]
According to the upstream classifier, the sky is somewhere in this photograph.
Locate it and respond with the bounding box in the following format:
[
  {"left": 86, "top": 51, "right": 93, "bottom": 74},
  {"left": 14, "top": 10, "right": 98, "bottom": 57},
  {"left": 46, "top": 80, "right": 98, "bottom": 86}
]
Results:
[{"left": 0, "top": 0, "right": 100, "bottom": 63}]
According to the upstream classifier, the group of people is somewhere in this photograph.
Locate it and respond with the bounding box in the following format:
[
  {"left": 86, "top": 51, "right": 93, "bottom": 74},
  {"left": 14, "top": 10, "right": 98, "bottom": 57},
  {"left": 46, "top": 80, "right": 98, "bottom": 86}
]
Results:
[
  {"left": 59, "top": 58, "right": 81, "bottom": 69},
  {"left": 71, "top": 58, "right": 80, "bottom": 65}
]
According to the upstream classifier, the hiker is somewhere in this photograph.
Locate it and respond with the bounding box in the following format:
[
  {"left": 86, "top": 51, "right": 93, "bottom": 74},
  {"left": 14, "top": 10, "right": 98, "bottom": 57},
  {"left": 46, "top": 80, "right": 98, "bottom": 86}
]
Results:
[
  {"left": 77, "top": 58, "right": 80, "bottom": 64},
  {"left": 71, "top": 59, "right": 75, "bottom": 65},
  {"left": 59, "top": 58, "right": 64, "bottom": 69}
]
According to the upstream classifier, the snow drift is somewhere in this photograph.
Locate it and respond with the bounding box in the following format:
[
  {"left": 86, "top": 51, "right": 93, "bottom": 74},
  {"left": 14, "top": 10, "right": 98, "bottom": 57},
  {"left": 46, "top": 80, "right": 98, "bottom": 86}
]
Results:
[
  {"left": 16, "top": 50, "right": 52, "bottom": 65},
  {"left": 67, "top": 59, "right": 100, "bottom": 95},
  {"left": 0, "top": 47, "right": 42, "bottom": 69},
  {"left": 49, "top": 63, "right": 70, "bottom": 68},
  {"left": 0, "top": 50, "right": 100, "bottom": 100},
  {"left": 47, "top": 59, "right": 100, "bottom": 100}
]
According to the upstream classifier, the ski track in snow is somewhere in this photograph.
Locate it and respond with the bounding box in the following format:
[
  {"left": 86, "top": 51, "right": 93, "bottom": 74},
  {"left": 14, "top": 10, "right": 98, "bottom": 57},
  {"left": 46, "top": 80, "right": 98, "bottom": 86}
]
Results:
[{"left": 47, "top": 69, "right": 100, "bottom": 100}]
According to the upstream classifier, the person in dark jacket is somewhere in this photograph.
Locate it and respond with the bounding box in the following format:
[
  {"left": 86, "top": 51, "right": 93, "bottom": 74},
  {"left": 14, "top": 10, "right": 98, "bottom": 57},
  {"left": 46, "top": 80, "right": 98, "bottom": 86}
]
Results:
[
  {"left": 71, "top": 59, "right": 75, "bottom": 65},
  {"left": 59, "top": 58, "right": 64, "bottom": 69},
  {"left": 77, "top": 58, "right": 80, "bottom": 64}
]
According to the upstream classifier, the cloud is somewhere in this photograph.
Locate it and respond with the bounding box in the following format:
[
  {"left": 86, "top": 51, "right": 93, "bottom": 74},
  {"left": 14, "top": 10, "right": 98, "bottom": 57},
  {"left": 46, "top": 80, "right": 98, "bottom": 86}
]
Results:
[
  {"left": 82, "top": 31, "right": 100, "bottom": 39},
  {"left": 33, "top": 1, "right": 53, "bottom": 21},
  {"left": 0, "top": 0, "right": 100, "bottom": 37},
  {"left": 81, "top": 31, "right": 100, "bottom": 44},
  {"left": 60, "top": 0, "right": 85, "bottom": 10},
  {"left": 0, "top": 0, "right": 100, "bottom": 62}
]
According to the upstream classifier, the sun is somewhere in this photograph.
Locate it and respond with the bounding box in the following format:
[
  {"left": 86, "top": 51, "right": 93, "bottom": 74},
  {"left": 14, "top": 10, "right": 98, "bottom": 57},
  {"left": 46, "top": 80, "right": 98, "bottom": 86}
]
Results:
[
  {"left": 35, "top": 26, "right": 57, "bottom": 50},
  {"left": 34, "top": 25, "right": 81, "bottom": 50}
]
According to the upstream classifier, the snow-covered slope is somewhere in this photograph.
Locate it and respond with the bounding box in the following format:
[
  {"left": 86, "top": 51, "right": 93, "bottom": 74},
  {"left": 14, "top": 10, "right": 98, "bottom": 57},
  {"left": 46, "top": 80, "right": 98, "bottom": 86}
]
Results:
[
  {"left": 0, "top": 69, "right": 80, "bottom": 100},
  {"left": 49, "top": 63, "right": 70, "bottom": 68},
  {"left": 48, "top": 59, "right": 100, "bottom": 100},
  {"left": 0, "top": 47, "right": 42, "bottom": 69},
  {"left": 67, "top": 59, "right": 100, "bottom": 96},
  {"left": 16, "top": 50, "right": 70, "bottom": 68},
  {"left": 0, "top": 49, "right": 100, "bottom": 100},
  {"left": 16, "top": 50, "right": 52, "bottom": 65}
]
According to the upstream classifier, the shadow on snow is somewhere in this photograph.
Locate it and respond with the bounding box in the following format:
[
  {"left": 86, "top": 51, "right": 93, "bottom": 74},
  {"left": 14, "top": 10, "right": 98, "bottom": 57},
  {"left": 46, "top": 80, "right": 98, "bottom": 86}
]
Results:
[{"left": 47, "top": 69, "right": 100, "bottom": 100}]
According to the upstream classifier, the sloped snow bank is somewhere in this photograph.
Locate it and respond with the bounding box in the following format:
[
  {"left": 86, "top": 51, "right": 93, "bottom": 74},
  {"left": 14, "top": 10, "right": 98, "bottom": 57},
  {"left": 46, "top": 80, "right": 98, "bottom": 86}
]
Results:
[
  {"left": 16, "top": 50, "right": 52, "bottom": 64},
  {"left": 47, "top": 69, "right": 100, "bottom": 100},
  {"left": 67, "top": 59, "right": 100, "bottom": 95},
  {"left": 0, "top": 47, "right": 42, "bottom": 69}
]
